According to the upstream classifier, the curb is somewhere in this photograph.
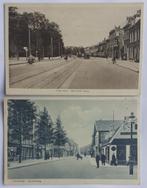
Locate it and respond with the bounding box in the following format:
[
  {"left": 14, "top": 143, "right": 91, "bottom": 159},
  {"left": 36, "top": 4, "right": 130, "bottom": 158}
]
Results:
[
  {"left": 9, "top": 62, "right": 28, "bottom": 66},
  {"left": 8, "top": 157, "right": 74, "bottom": 170},
  {"left": 9, "top": 58, "right": 64, "bottom": 66},
  {"left": 8, "top": 160, "right": 51, "bottom": 170},
  {"left": 115, "top": 63, "right": 139, "bottom": 73}
]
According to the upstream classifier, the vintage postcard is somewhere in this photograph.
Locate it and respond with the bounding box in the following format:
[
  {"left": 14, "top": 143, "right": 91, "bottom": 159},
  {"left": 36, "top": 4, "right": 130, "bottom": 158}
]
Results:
[
  {"left": 5, "top": 3, "right": 143, "bottom": 96},
  {"left": 4, "top": 97, "right": 140, "bottom": 184}
]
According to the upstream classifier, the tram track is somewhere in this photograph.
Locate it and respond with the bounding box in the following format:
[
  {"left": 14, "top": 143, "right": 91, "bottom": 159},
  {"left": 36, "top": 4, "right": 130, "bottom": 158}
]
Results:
[
  {"left": 11, "top": 60, "right": 80, "bottom": 88},
  {"left": 10, "top": 60, "right": 74, "bottom": 87}
]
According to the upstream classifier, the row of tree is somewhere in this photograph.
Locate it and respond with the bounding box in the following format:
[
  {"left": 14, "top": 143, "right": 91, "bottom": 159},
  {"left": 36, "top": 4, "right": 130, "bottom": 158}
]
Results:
[
  {"left": 64, "top": 46, "right": 85, "bottom": 57},
  {"left": 9, "top": 7, "right": 64, "bottom": 59},
  {"left": 8, "top": 100, "right": 72, "bottom": 163}
]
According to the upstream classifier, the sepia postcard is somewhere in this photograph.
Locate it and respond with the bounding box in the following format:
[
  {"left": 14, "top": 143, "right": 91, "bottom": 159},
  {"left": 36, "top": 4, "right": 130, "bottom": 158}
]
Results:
[
  {"left": 5, "top": 3, "right": 143, "bottom": 96},
  {"left": 4, "top": 97, "right": 140, "bottom": 184}
]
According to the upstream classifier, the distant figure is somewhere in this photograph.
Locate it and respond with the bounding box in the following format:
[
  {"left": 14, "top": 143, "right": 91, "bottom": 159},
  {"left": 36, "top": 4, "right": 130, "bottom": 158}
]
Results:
[
  {"left": 105, "top": 53, "right": 108, "bottom": 60},
  {"left": 101, "top": 154, "right": 106, "bottom": 166},
  {"left": 95, "top": 154, "right": 100, "bottom": 168},
  {"left": 112, "top": 56, "right": 116, "bottom": 64},
  {"left": 76, "top": 153, "right": 82, "bottom": 160},
  {"left": 84, "top": 152, "right": 86, "bottom": 157},
  {"left": 38, "top": 52, "right": 41, "bottom": 61},
  {"left": 64, "top": 55, "right": 68, "bottom": 60},
  {"left": 111, "top": 154, "right": 117, "bottom": 166}
]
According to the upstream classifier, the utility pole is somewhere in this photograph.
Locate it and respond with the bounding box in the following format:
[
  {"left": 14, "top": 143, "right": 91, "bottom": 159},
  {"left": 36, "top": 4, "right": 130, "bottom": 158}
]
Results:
[
  {"left": 58, "top": 39, "right": 60, "bottom": 57},
  {"left": 18, "top": 111, "right": 22, "bottom": 163},
  {"left": 129, "top": 112, "right": 136, "bottom": 175},
  {"left": 112, "top": 111, "right": 115, "bottom": 131},
  {"left": 28, "top": 24, "right": 32, "bottom": 57},
  {"left": 50, "top": 36, "right": 53, "bottom": 58}
]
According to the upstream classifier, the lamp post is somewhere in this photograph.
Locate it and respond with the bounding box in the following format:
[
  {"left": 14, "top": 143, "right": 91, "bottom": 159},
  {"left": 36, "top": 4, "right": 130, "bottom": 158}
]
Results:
[
  {"left": 129, "top": 112, "right": 136, "bottom": 175},
  {"left": 28, "top": 24, "right": 32, "bottom": 57},
  {"left": 23, "top": 47, "right": 28, "bottom": 60},
  {"left": 50, "top": 36, "right": 53, "bottom": 58}
]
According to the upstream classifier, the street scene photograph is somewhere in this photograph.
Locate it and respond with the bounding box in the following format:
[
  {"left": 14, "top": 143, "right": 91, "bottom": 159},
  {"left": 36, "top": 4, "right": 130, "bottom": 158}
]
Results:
[
  {"left": 6, "top": 3, "right": 143, "bottom": 94},
  {"left": 4, "top": 97, "right": 139, "bottom": 184}
]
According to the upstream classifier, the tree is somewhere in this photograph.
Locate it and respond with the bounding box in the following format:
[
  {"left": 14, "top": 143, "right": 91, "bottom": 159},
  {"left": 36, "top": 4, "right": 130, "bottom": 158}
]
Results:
[
  {"left": 9, "top": 7, "right": 20, "bottom": 58},
  {"left": 8, "top": 100, "right": 36, "bottom": 163},
  {"left": 9, "top": 7, "right": 64, "bottom": 59},
  {"left": 54, "top": 116, "right": 67, "bottom": 157},
  {"left": 36, "top": 107, "right": 54, "bottom": 159}
]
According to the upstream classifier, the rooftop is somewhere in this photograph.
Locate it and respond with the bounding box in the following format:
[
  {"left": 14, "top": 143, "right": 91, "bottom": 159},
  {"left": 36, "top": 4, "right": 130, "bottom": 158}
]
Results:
[{"left": 94, "top": 120, "right": 124, "bottom": 132}]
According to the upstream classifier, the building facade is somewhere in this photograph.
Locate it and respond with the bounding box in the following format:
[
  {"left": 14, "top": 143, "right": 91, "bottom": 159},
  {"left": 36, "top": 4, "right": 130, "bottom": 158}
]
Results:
[
  {"left": 92, "top": 116, "right": 138, "bottom": 165},
  {"left": 97, "top": 39, "right": 107, "bottom": 57},
  {"left": 85, "top": 9, "right": 141, "bottom": 62},
  {"left": 92, "top": 120, "right": 123, "bottom": 156},
  {"left": 128, "top": 19, "right": 140, "bottom": 62}
]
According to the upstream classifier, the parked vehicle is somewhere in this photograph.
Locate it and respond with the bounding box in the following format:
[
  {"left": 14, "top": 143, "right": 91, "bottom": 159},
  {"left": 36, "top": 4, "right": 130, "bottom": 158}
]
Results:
[
  {"left": 76, "top": 153, "right": 83, "bottom": 160},
  {"left": 28, "top": 55, "right": 35, "bottom": 64},
  {"left": 64, "top": 55, "right": 68, "bottom": 60},
  {"left": 84, "top": 54, "right": 90, "bottom": 59}
]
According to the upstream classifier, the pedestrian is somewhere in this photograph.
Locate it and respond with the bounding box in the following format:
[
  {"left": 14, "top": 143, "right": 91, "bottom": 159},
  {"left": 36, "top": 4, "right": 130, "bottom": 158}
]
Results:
[
  {"left": 111, "top": 154, "right": 117, "bottom": 166},
  {"left": 38, "top": 52, "right": 41, "bottom": 61},
  {"left": 112, "top": 56, "right": 116, "bottom": 64},
  {"left": 50, "top": 153, "right": 53, "bottom": 159},
  {"left": 101, "top": 154, "right": 106, "bottom": 166},
  {"left": 95, "top": 154, "right": 100, "bottom": 168},
  {"left": 76, "top": 153, "right": 79, "bottom": 160},
  {"left": 64, "top": 55, "right": 68, "bottom": 60}
]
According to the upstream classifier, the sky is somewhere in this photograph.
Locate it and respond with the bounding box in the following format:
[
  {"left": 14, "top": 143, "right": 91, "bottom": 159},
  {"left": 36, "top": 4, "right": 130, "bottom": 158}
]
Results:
[
  {"left": 16, "top": 3, "right": 142, "bottom": 47},
  {"left": 34, "top": 97, "right": 138, "bottom": 147}
]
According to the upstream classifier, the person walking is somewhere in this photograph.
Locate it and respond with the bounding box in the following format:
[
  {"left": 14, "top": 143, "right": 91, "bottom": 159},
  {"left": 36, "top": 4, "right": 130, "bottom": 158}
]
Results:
[
  {"left": 111, "top": 154, "right": 117, "bottom": 166},
  {"left": 112, "top": 56, "right": 116, "bottom": 64},
  {"left": 101, "top": 154, "right": 106, "bottom": 166},
  {"left": 96, "top": 154, "right": 100, "bottom": 168},
  {"left": 112, "top": 50, "right": 116, "bottom": 64}
]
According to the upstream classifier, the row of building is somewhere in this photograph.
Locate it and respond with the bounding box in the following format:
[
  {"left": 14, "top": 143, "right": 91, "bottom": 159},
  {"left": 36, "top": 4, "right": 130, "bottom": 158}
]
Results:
[
  {"left": 8, "top": 118, "right": 78, "bottom": 162},
  {"left": 91, "top": 112, "right": 137, "bottom": 165},
  {"left": 85, "top": 9, "right": 141, "bottom": 62},
  {"left": 8, "top": 136, "right": 78, "bottom": 162}
]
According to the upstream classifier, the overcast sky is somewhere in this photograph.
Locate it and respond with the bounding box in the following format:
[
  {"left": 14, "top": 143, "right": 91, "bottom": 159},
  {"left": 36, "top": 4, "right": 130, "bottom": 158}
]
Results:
[
  {"left": 16, "top": 3, "right": 142, "bottom": 47},
  {"left": 34, "top": 97, "right": 138, "bottom": 147}
]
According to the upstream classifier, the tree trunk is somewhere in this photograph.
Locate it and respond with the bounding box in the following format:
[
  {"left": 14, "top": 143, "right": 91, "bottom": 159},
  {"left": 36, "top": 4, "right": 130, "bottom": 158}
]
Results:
[
  {"left": 18, "top": 112, "right": 22, "bottom": 163},
  {"left": 44, "top": 144, "right": 46, "bottom": 160}
]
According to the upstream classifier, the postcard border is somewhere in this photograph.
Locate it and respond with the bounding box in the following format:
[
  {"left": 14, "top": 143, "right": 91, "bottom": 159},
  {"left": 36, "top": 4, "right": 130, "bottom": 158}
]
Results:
[
  {"left": 4, "top": 3, "right": 144, "bottom": 96},
  {"left": 4, "top": 96, "right": 140, "bottom": 185}
]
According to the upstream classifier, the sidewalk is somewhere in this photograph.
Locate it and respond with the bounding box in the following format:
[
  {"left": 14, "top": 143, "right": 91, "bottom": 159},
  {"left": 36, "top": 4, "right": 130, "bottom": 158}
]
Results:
[
  {"left": 105, "top": 58, "right": 139, "bottom": 73},
  {"left": 8, "top": 157, "right": 73, "bottom": 170},
  {"left": 9, "top": 57, "right": 27, "bottom": 65},
  {"left": 115, "top": 59, "right": 139, "bottom": 73},
  {"left": 88, "top": 157, "right": 133, "bottom": 168},
  {"left": 91, "top": 57, "right": 139, "bottom": 73},
  {"left": 9, "top": 56, "right": 64, "bottom": 66},
  {"left": 88, "top": 157, "right": 110, "bottom": 167}
]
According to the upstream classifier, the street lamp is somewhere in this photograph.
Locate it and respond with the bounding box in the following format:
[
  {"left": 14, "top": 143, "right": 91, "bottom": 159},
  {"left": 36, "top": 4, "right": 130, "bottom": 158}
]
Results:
[
  {"left": 128, "top": 112, "right": 136, "bottom": 175},
  {"left": 50, "top": 36, "right": 54, "bottom": 58},
  {"left": 23, "top": 47, "right": 28, "bottom": 60},
  {"left": 28, "top": 24, "right": 33, "bottom": 57}
]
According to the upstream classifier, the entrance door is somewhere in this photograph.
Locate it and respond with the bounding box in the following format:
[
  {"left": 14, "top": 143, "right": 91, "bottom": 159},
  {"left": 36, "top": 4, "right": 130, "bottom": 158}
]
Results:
[{"left": 117, "top": 145, "right": 126, "bottom": 165}]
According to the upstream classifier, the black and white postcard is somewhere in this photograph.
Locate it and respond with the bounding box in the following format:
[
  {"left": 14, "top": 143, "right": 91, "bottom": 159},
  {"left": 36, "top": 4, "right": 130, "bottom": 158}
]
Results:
[
  {"left": 5, "top": 3, "right": 143, "bottom": 95},
  {"left": 4, "top": 97, "right": 139, "bottom": 184}
]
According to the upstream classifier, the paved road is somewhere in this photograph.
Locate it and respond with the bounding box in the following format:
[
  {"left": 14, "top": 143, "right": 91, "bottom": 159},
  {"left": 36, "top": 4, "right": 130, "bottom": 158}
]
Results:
[
  {"left": 8, "top": 157, "right": 137, "bottom": 179},
  {"left": 9, "top": 57, "right": 139, "bottom": 89}
]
